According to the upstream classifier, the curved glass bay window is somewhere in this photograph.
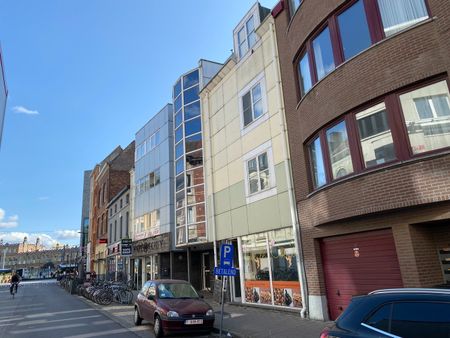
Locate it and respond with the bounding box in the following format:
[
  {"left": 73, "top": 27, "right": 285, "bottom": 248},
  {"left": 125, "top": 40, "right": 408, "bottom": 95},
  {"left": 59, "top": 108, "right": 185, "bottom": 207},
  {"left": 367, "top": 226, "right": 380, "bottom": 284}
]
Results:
[
  {"left": 242, "top": 228, "right": 302, "bottom": 308},
  {"left": 173, "top": 69, "right": 207, "bottom": 245}
]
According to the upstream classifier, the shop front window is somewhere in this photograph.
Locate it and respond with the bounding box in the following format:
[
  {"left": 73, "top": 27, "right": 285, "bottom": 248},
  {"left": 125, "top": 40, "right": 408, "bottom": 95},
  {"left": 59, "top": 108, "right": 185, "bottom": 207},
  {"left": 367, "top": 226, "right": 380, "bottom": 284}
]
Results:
[{"left": 241, "top": 229, "right": 302, "bottom": 308}]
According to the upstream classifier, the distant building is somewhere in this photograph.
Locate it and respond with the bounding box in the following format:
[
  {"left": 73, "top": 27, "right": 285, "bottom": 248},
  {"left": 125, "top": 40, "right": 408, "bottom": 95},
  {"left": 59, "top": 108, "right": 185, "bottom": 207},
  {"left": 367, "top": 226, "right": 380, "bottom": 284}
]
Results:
[
  {"left": 88, "top": 142, "right": 134, "bottom": 279},
  {"left": 106, "top": 186, "right": 131, "bottom": 281},
  {"left": 0, "top": 45, "right": 8, "bottom": 149},
  {"left": 132, "top": 104, "right": 174, "bottom": 290},
  {"left": 0, "top": 236, "right": 44, "bottom": 254},
  {"left": 80, "top": 170, "right": 91, "bottom": 257}
]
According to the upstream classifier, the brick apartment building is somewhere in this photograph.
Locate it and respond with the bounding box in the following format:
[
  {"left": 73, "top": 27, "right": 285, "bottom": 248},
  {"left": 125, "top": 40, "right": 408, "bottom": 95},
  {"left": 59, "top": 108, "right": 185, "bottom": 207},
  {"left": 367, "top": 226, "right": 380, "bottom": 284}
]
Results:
[
  {"left": 88, "top": 142, "right": 134, "bottom": 277},
  {"left": 273, "top": 0, "right": 450, "bottom": 320}
]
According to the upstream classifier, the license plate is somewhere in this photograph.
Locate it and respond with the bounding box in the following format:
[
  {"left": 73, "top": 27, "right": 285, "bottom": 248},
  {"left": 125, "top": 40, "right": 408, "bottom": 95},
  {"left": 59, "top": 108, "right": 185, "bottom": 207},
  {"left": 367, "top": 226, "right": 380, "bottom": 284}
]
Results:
[{"left": 185, "top": 319, "right": 203, "bottom": 325}]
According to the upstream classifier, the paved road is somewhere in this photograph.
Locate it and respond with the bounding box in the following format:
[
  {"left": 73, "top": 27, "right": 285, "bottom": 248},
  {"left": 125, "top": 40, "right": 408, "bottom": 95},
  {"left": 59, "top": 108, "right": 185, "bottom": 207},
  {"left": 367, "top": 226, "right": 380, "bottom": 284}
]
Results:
[{"left": 0, "top": 280, "right": 146, "bottom": 338}]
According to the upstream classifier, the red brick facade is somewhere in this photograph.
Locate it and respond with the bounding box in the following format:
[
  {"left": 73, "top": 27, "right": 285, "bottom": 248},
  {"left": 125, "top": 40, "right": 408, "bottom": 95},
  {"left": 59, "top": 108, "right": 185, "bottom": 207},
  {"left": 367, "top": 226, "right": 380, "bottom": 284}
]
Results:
[{"left": 273, "top": 0, "right": 450, "bottom": 318}]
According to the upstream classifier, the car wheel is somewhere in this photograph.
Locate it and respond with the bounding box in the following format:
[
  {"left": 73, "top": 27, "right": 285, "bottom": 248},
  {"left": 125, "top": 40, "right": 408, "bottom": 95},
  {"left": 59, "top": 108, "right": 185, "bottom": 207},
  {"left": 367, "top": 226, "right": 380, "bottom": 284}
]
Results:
[
  {"left": 134, "top": 307, "right": 142, "bottom": 326},
  {"left": 153, "top": 315, "right": 164, "bottom": 338}
]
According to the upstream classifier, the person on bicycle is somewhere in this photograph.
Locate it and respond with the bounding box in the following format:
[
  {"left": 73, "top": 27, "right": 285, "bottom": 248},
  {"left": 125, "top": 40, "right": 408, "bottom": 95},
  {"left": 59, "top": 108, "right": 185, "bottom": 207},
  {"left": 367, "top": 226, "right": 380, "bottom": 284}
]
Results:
[{"left": 10, "top": 272, "right": 20, "bottom": 295}]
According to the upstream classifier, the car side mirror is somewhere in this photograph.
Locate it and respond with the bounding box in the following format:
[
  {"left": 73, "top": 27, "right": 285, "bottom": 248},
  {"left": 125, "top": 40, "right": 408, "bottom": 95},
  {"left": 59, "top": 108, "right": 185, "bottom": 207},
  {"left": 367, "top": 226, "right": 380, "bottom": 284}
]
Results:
[
  {"left": 200, "top": 294, "right": 204, "bottom": 299},
  {"left": 148, "top": 294, "right": 155, "bottom": 301}
]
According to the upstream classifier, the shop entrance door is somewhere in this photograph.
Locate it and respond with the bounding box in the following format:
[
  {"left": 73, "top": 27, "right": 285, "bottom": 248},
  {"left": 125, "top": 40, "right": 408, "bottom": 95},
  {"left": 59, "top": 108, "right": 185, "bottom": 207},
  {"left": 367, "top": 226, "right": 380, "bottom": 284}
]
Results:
[
  {"left": 231, "top": 239, "right": 241, "bottom": 301},
  {"left": 145, "top": 255, "right": 160, "bottom": 281},
  {"left": 134, "top": 258, "right": 143, "bottom": 290},
  {"left": 202, "top": 252, "right": 211, "bottom": 290}
]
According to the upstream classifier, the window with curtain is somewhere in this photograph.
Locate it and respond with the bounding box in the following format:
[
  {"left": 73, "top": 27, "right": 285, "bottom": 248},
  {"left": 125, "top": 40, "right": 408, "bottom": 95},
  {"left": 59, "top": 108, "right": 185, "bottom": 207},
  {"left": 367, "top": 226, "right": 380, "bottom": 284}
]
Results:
[
  {"left": 312, "top": 26, "right": 335, "bottom": 81},
  {"left": 298, "top": 51, "right": 312, "bottom": 97},
  {"left": 400, "top": 80, "right": 450, "bottom": 154},
  {"left": 377, "top": 0, "right": 428, "bottom": 37},
  {"left": 308, "top": 137, "right": 326, "bottom": 188},
  {"left": 326, "top": 121, "right": 354, "bottom": 179},
  {"left": 289, "top": 0, "right": 301, "bottom": 17},
  {"left": 356, "top": 103, "right": 396, "bottom": 168}
]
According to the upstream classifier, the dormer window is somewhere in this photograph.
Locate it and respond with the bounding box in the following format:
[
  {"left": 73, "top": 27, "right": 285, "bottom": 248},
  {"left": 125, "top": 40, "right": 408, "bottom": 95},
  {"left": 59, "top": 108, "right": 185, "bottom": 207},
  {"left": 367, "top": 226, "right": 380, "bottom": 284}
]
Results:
[{"left": 238, "top": 15, "right": 257, "bottom": 58}]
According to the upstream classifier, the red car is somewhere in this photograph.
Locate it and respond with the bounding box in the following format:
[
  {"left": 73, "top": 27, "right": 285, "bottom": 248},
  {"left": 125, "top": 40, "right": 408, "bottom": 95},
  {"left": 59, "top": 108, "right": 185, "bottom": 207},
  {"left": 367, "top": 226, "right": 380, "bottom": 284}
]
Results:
[{"left": 134, "top": 279, "right": 215, "bottom": 337}]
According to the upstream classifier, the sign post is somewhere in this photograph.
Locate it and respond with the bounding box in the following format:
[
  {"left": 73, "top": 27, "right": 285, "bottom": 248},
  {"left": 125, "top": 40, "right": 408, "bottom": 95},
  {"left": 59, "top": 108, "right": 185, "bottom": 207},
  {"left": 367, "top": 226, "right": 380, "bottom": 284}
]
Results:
[{"left": 214, "top": 243, "right": 235, "bottom": 337}]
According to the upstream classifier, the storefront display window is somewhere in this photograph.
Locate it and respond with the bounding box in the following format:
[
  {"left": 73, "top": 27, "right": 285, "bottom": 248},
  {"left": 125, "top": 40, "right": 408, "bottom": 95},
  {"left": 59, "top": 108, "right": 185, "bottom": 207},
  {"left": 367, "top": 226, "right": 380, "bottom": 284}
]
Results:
[{"left": 241, "top": 228, "right": 302, "bottom": 308}]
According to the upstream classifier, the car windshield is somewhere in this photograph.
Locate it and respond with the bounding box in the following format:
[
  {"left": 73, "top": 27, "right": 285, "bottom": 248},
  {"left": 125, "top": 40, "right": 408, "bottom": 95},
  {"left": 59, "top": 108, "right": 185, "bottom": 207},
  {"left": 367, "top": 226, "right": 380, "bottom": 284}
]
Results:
[{"left": 157, "top": 283, "right": 199, "bottom": 299}]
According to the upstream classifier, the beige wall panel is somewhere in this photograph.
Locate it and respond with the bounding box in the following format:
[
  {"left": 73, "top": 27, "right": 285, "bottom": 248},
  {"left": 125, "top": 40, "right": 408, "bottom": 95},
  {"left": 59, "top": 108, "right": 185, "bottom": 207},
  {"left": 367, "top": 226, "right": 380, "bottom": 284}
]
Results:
[
  {"left": 247, "top": 196, "right": 282, "bottom": 234},
  {"left": 211, "top": 108, "right": 225, "bottom": 136},
  {"left": 224, "top": 97, "right": 239, "bottom": 124},
  {"left": 277, "top": 191, "right": 292, "bottom": 228},
  {"left": 274, "top": 162, "right": 288, "bottom": 193},
  {"left": 231, "top": 206, "right": 250, "bottom": 238},
  {"left": 214, "top": 188, "right": 231, "bottom": 216},
  {"left": 215, "top": 211, "right": 232, "bottom": 241},
  {"left": 227, "top": 158, "right": 244, "bottom": 187},
  {"left": 223, "top": 74, "right": 237, "bottom": 105},
  {"left": 213, "top": 166, "right": 229, "bottom": 192},
  {"left": 210, "top": 86, "right": 224, "bottom": 116},
  {"left": 224, "top": 116, "right": 241, "bottom": 146},
  {"left": 213, "top": 148, "right": 228, "bottom": 172},
  {"left": 241, "top": 121, "right": 271, "bottom": 154},
  {"left": 229, "top": 181, "right": 246, "bottom": 210},
  {"left": 212, "top": 128, "right": 227, "bottom": 154},
  {"left": 227, "top": 139, "right": 243, "bottom": 164}
]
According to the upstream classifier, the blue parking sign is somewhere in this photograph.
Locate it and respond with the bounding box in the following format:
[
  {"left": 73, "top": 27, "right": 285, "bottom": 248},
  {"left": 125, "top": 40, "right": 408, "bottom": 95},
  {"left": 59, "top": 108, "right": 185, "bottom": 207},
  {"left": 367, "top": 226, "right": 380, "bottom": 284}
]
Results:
[{"left": 220, "top": 244, "right": 234, "bottom": 268}]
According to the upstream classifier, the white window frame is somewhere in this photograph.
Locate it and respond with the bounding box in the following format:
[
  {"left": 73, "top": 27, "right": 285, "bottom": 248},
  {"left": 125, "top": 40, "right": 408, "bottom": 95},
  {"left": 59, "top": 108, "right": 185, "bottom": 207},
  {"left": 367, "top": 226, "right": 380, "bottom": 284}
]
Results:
[
  {"left": 233, "top": 3, "right": 261, "bottom": 61},
  {"left": 243, "top": 141, "right": 277, "bottom": 204},
  {"left": 414, "top": 94, "right": 450, "bottom": 120},
  {"left": 239, "top": 72, "right": 269, "bottom": 135}
]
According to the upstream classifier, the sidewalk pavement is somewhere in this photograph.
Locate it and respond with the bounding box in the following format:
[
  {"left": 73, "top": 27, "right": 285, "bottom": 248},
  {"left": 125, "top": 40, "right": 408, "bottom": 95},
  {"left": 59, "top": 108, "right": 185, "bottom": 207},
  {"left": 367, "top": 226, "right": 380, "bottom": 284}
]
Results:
[{"left": 75, "top": 292, "right": 329, "bottom": 338}]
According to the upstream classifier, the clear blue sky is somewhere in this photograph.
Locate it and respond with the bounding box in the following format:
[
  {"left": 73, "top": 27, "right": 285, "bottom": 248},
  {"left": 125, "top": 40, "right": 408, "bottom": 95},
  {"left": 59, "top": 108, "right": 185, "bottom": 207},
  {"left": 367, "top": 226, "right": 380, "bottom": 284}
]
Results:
[{"left": 0, "top": 1, "right": 277, "bottom": 247}]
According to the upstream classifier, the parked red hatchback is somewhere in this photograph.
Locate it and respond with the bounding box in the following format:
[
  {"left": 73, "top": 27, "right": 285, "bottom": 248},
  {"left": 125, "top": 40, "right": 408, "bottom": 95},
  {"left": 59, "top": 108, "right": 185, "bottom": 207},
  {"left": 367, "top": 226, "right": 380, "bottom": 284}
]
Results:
[{"left": 134, "top": 279, "right": 215, "bottom": 337}]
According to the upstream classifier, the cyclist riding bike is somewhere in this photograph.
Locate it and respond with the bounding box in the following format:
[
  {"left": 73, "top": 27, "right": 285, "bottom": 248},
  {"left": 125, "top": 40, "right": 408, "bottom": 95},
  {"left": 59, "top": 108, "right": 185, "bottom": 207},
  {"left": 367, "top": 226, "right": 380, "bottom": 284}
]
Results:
[{"left": 10, "top": 272, "right": 20, "bottom": 295}]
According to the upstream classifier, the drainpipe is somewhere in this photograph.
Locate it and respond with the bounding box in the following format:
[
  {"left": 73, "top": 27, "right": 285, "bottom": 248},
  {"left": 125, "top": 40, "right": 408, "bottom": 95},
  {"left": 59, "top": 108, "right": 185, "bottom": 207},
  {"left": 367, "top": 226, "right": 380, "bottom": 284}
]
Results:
[
  {"left": 269, "top": 20, "right": 309, "bottom": 318},
  {"left": 204, "top": 91, "right": 219, "bottom": 269}
]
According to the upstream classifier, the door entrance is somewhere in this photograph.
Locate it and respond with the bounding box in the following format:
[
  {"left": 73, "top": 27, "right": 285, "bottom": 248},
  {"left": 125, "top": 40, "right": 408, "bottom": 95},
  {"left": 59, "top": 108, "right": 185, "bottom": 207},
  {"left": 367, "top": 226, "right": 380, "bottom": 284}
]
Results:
[
  {"left": 145, "top": 255, "right": 160, "bottom": 281},
  {"left": 202, "top": 252, "right": 211, "bottom": 290},
  {"left": 231, "top": 239, "right": 241, "bottom": 301}
]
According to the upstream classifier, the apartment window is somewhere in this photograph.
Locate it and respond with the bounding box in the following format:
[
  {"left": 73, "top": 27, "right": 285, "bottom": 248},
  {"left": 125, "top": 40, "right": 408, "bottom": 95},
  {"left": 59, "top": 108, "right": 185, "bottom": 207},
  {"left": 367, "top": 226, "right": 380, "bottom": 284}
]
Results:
[
  {"left": 176, "top": 158, "right": 184, "bottom": 175},
  {"left": 175, "top": 127, "right": 183, "bottom": 143},
  {"left": 175, "top": 111, "right": 182, "bottom": 128},
  {"left": 109, "top": 223, "right": 112, "bottom": 243},
  {"left": 308, "top": 137, "right": 326, "bottom": 188},
  {"left": 185, "top": 117, "right": 201, "bottom": 136},
  {"left": 114, "top": 204, "right": 117, "bottom": 213},
  {"left": 247, "top": 152, "right": 271, "bottom": 194},
  {"left": 184, "top": 101, "right": 201, "bottom": 120},
  {"left": 326, "top": 121, "right": 353, "bottom": 179},
  {"left": 377, "top": 0, "right": 429, "bottom": 37},
  {"left": 242, "top": 83, "right": 264, "bottom": 127},
  {"left": 120, "top": 216, "right": 123, "bottom": 239},
  {"left": 125, "top": 212, "right": 129, "bottom": 236},
  {"left": 312, "top": 27, "right": 335, "bottom": 81},
  {"left": 185, "top": 133, "right": 202, "bottom": 153},
  {"left": 298, "top": 51, "right": 312, "bottom": 97},
  {"left": 125, "top": 194, "right": 129, "bottom": 204},
  {"left": 176, "top": 142, "right": 184, "bottom": 159},
  {"left": 184, "top": 85, "right": 199, "bottom": 105},
  {"left": 109, "top": 208, "right": 112, "bottom": 216},
  {"left": 400, "top": 81, "right": 450, "bottom": 154},
  {"left": 289, "top": 0, "right": 302, "bottom": 17},
  {"left": 114, "top": 220, "right": 117, "bottom": 242},
  {"left": 120, "top": 199, "right": 122, "bottom": 209},
  {"left": 237, "top": 15, "right": 256, "bottom": 58},
  {"left": 183, "top": 70, "right": 199, "bottom": 89},
  {"left": 174, "top": 79, "right": 181, "bottom": 99},
  {"left": 356, "top": 103, "right": 396, "bottom": 167},
  {"left": 337, "top": 0, "right": 372, "bottom": 60}
]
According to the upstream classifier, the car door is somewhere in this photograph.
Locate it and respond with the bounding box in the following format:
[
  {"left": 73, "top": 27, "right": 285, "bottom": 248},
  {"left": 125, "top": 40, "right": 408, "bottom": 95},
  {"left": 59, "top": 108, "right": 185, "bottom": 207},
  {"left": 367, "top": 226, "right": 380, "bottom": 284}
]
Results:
[
  {"left": 147, "top": 282, "right": 157, "bottom": 324},
  {"left": 139, "top": 281, "right": 151, "bottom": 321}
]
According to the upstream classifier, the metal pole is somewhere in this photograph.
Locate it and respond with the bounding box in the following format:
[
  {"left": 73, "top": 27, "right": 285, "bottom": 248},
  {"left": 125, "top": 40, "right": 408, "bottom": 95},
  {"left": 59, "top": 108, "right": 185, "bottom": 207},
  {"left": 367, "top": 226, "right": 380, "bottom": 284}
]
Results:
[{"left": 219, "top": 276, "right": 225, "bottom": 337}]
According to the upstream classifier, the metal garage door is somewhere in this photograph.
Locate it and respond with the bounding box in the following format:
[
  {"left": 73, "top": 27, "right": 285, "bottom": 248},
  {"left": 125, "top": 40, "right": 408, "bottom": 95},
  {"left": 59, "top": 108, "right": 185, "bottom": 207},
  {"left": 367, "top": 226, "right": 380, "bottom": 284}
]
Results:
[{"left": 321, "top": 229, "right": 403, "bottom": 320}]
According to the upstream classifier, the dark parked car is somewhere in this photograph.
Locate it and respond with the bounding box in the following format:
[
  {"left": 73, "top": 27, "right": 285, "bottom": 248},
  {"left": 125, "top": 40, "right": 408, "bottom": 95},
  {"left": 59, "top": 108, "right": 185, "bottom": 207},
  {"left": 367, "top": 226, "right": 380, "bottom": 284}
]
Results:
[
  {"left": 134, "top": 279, "right": 215, "bottom": 337},
  {"left": 320, "top": 288, "right": 450, "bottom": 338}
]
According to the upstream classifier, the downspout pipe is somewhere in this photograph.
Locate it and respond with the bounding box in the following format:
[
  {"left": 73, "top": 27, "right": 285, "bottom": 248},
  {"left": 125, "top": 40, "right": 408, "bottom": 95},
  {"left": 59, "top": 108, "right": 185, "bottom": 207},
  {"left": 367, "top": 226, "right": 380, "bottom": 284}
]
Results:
[{"left": 269, "top": 20, "right": 309, "bottom": 319}]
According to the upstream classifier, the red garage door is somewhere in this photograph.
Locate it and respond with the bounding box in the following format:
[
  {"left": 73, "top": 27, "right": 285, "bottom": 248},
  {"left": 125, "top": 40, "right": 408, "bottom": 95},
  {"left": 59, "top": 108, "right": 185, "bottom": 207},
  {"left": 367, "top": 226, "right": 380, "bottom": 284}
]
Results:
[{"left": 321, "top": 229, "right": 403, "bottom": 320}]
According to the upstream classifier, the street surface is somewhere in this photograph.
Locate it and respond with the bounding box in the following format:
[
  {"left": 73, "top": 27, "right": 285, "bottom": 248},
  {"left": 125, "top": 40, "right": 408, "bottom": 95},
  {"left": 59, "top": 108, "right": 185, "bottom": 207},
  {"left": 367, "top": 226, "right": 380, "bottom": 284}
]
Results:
[
  {"left": 0, "top": 280, "right": 216, "bottom": 338},
  {"left": 0, "top": 280, "right": 146, "bottom": 338}
]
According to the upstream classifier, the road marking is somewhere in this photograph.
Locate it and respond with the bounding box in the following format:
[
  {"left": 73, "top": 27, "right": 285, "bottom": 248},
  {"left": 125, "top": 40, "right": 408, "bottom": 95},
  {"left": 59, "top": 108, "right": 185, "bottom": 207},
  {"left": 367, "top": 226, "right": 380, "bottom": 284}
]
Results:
[
  {"left": 18, "top": 314, "right": 102, "bottom": 326},
  {"left": 11, "top": 323, "right": 86, "bottom": 334}
]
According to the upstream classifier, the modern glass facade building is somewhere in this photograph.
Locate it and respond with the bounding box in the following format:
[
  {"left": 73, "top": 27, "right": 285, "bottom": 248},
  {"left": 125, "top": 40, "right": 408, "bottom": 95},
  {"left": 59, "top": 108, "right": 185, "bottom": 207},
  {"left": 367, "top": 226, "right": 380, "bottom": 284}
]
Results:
[
  {"left": 172, "top": 60, "right": 221, "bottom": 290},
  {"left": 0, "top": 47, "right": 7, "bottom": 149},
  {"left": 173, "top": 60, "right": 222, "bottom": 247}
]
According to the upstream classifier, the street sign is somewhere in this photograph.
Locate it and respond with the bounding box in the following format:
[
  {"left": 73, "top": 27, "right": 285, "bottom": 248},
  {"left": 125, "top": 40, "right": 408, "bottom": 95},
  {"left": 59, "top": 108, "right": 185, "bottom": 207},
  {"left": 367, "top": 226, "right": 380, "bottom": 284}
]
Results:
[
  {"left": 214, "top": 266, "right": 237, "bottom": 276},
  {"left": 220, "top": 243, "right": 234, "bottom": 267},
  {"left": 121, "top": 238, "right": 132, "bottom": 256}
]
